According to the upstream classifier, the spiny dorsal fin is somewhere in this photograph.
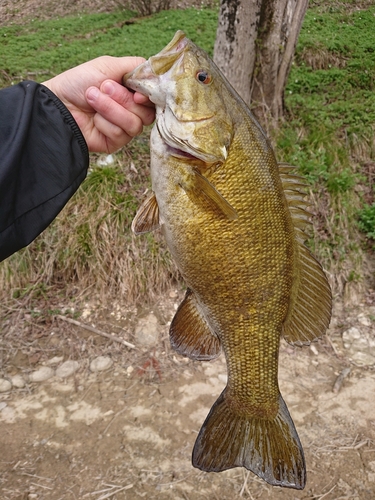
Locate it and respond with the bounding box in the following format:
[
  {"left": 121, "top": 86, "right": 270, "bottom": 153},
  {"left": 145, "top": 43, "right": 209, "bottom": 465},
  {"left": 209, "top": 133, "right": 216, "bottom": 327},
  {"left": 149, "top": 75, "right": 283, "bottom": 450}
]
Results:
[
  {"left": 279, "top": 163, "right": 311, "bottom": 214},
  {"left": 170, "top": 289, "right": 221, "bottom": 360},
  {"left": 131, "top": 193, "right": 160, "bottom": 235},
  {"left": 278, "top": 164, "right": 332, "bottom": 345},
  {"left": 192, "top": 170, "right": 238, "bottom": 220}
]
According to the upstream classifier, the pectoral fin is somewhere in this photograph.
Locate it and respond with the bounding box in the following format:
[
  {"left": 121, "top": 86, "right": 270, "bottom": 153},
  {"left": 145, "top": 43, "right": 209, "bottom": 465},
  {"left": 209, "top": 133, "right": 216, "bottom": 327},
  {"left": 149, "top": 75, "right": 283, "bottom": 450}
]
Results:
[
  {"left": 170, "top": 289, "right": 221, "bottom": 360},
  {"left": 131, "top": 193, "right": 160, "bottom": 235},
  {"left": 192, "top": 171, "right": 238, "bottom": 220}
]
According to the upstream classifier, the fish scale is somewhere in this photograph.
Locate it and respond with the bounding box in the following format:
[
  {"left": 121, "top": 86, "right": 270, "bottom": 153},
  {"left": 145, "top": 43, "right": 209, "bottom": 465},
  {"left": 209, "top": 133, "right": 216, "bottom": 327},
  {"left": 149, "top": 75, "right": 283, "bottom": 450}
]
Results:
[{"left": 124, "top": 30, "right": 331, "bottom": 489}]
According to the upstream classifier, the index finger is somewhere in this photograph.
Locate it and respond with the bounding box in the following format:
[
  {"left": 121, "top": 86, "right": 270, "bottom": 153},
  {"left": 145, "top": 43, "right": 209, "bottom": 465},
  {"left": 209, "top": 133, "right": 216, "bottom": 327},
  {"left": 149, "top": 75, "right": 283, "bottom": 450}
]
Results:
[
  {"left": 133, "top": 91, "right": 155, "bottom": 107},
  {"left": 96, "top": 56, "right": 147, "bottom": 85},
  {"left": 97, "top": 81, "right": 155, "bottom": 125}
]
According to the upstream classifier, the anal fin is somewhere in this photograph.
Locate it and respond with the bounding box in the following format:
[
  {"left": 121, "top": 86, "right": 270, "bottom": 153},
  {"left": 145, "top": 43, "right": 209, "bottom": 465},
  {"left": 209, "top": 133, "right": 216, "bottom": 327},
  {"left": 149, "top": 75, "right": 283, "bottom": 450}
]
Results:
[
  {"left": 170, "top": 289, "right": 221, "bottom": 361},
  {"left": 131, "top": 193, "right": 160, "bottom": 235}
]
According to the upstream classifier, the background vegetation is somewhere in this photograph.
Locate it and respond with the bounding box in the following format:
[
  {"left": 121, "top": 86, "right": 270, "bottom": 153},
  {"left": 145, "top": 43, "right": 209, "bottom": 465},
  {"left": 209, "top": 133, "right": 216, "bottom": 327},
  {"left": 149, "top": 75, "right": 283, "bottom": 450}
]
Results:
[
  {"left": 279, "top": 1, "right": 375, "bottom": 297},
  {"left": 0, "top": 1, "right": 374, "bottom": 304}
]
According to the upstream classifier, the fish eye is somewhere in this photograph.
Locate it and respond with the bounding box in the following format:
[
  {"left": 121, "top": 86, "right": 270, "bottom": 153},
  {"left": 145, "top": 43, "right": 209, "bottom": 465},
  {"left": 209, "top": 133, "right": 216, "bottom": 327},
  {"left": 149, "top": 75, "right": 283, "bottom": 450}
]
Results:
[{"left": 196, "top": 70, "right": 212, "bottom": 84}]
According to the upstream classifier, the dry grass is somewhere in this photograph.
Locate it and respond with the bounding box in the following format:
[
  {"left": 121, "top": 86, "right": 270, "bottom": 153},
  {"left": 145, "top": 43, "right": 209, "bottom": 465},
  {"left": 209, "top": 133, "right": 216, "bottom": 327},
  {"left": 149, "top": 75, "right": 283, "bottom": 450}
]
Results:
[
  {"left": 308, "top": 187, "right": 365, "bottom": 297},
  {"left": 298, "top": 45, "right": 348, "bottom": 70},
  {"left": 0, "top": 0, "right": 215, "bottom": 27},
  {"left": 0, "top": 136, "right": 179, "bottom": 306},
  {"left": 0, "top": 0, "right": 119, "bottom": 27},
  {"left": 312, "top": 0, "right": 375, "bottom": 13}
]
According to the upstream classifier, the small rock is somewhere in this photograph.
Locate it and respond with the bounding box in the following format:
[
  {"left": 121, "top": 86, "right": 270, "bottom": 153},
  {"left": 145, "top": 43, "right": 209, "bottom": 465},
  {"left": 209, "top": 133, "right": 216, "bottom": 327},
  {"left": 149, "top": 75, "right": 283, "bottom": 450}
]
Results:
[
  {"left": 351, "top": 351, "right": 375, "bottom": 366},
  {"left": 56, "top": 360, "right": 80, "bottom": 378},
  {"left": 310, "top": 344, "right": 319, "bottom": 355},
  {"left": 341, "top": 326, "right": 375, "bottom": 366},
  {"left": 46, "top": 356, "right": 64, "bottom": 366},
  {"left": 0, "top": 379, "right": 12, "bottom": 392},
  {"left": 357, "top": 314, "right": 371, "bottom": 327},
  {"left": 97, "top": 154, "right": 114, "bottom": 166},
  {"left": 90, "top": 356, "right": 113, "bottom": 372},
  {"left": 29, "top": 366, "right": 55, "bottom": 383},
  {"left": 135, "top": 313, "right": 160, "bottom": 347},
  {"left": 11, "top": 374, "right": 26, "bottom": 388},
  {"left": 127, "top": 366, "right": 134, "bottom": 376},
  {"left": 81, "top": 308, "right": 91, "bottom": 319},
  {"left": 342, "top": 327, "right": 361, "bottom": 347}
]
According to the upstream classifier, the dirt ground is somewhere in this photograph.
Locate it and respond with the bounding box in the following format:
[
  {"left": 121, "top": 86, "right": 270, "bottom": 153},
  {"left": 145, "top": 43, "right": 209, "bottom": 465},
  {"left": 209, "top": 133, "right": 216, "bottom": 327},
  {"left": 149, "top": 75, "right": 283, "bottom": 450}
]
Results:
[
  {"left": 0, "top": 0, "right": 215, "bottom": 27},
  {"left": 1, "top": 289, "right": 375, "bottom": 500}
]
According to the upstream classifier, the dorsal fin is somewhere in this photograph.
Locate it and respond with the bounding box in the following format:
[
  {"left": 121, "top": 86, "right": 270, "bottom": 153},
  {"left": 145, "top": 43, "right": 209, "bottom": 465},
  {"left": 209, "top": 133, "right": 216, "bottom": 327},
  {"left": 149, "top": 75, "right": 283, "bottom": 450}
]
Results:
[
  {"left": 279, "top": 163, "right": 332, "bottom": 345},
  {"left": 282, "top": 244, "right": 332, "bottom": 345},
  {"left": 170, "top": 289, "right": 222, "bottom": 360},
  {"left": 131, "top": 193, "right": 160, "bottom": 235}
]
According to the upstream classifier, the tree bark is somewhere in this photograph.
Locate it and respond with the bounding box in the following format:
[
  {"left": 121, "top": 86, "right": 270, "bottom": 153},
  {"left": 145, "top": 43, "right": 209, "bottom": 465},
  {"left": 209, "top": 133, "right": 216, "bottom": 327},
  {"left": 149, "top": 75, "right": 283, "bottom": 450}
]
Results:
[{"left": 214, "top": 0, "right": 308, "bottom": 131}]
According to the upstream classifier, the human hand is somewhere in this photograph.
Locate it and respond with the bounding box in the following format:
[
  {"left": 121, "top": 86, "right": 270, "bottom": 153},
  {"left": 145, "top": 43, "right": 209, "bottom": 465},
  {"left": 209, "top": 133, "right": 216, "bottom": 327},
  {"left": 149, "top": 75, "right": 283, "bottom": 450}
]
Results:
[{"left": 42, "top": 56, "right": 155, "bottom": 153}]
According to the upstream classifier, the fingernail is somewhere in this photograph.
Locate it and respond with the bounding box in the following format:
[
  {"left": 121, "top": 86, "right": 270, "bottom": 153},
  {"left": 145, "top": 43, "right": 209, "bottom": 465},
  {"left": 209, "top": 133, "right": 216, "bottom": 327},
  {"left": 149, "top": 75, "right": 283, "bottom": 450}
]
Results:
[
  {"left": 87, "top": 87, "right": 100, "bottom": 101},
  {"left": 102, "top": 81, "right": 115, "bottom": 96}
]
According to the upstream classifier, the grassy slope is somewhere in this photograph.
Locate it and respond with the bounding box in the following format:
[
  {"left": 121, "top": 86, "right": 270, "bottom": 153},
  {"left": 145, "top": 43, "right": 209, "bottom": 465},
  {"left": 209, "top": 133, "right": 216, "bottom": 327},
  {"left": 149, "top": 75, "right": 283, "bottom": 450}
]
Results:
[
  {"left": 280, "top": 4, "right": 375, "bottom": 293},
  {"left": 0, "top": 3, "right": 374, "bottom": 301},
  {"left": 0, "top": 9, "right": 218, "bottom": 80}
]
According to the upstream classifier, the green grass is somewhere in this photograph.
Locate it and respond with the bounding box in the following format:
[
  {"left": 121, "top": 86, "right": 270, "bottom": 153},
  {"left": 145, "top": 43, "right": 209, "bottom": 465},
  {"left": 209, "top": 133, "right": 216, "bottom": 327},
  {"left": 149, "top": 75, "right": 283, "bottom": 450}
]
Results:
[
  {"left": 286, "top": 8, "right": 375, "bottom": 136},
  {"left": 0, "top": 8, "right": 218, "bottom": 81},
  {"left": 358, "top": 203, "right": 375, "bottom": 241},
  {"left": 1, "top": 2, "right": 374, "bottom": 300},
  {"left": 277, "top": 3, "right": 375, "bottom": 292}
]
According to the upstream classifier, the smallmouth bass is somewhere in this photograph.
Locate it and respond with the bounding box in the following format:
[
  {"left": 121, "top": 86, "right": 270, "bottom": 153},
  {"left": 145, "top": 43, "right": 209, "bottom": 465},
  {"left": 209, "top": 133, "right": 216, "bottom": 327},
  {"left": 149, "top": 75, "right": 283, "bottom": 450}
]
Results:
[{"left": 124, "top": 31, "right": 332, "bottom": 490}]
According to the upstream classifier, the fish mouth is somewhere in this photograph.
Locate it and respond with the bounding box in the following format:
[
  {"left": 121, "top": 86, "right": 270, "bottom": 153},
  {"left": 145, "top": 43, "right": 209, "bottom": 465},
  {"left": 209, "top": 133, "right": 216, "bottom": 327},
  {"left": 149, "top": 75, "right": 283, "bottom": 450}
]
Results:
[
  {"left": 125, "top": 30, "right": 229, "bottom": 165},
  {"left": 167, "top": 145, "right": 199, "bottom": 161},
  {"left": 123, "top": 31, "right": 188, "bottom": 93},
  {"left": 149, "top": 30, "right": 188, "bottom": 75}
]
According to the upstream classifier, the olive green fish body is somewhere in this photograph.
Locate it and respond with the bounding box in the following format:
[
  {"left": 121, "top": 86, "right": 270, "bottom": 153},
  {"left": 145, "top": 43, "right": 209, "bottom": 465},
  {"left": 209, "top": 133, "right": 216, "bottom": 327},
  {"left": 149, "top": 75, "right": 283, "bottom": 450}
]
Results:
[
  {"left": 124, "top": 31, "right": 331, "bottom": 490},
  {"left": 153, "top": 118, "right": 291, "bottom": 404}
]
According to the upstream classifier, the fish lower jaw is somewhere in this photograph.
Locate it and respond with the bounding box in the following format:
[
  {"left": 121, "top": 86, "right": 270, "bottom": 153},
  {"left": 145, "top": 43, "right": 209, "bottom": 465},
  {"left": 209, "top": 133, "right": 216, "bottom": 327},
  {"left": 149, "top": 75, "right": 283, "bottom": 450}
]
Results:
[
  {"left": 163, "top": 138, "right": 222, "bottom": 164},
  {"left": 166, "top": 144, "right": 202, "bottom": 161}
]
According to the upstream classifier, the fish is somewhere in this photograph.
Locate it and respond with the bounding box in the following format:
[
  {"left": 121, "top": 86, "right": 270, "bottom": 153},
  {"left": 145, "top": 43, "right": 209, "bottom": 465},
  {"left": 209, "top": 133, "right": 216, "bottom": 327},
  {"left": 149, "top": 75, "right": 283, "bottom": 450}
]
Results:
[{"left": 124, "top": 30, "right": 332, "bottom": 490}]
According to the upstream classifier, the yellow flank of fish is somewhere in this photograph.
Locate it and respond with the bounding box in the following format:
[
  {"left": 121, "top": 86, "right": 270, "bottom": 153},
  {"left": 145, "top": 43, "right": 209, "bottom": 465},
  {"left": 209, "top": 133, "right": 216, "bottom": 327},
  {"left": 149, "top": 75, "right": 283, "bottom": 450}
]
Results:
[{"left": 124, "top": 30, "right": 332, "bottom": 490}]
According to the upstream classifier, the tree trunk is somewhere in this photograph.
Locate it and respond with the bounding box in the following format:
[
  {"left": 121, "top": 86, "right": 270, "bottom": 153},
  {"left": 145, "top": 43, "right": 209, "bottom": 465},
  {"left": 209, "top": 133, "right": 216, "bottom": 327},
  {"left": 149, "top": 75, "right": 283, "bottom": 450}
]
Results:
[{"left": 214, "top": 0, "right": 308, "bottom": 131}]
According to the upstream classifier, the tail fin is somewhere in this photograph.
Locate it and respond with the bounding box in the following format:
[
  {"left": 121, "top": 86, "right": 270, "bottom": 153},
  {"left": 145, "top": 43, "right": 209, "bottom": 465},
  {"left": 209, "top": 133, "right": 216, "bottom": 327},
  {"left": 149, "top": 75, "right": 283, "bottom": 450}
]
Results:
[{"left": 192, "top": 390, "right": 306, "bottom": 489}]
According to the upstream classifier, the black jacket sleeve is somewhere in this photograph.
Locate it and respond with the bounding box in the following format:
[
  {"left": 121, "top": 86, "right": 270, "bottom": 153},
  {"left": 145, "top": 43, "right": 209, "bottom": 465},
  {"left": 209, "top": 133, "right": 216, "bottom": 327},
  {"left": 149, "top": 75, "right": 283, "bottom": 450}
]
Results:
[{"left": 0, "top": 80, "right": 89, "bottom": 262}]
